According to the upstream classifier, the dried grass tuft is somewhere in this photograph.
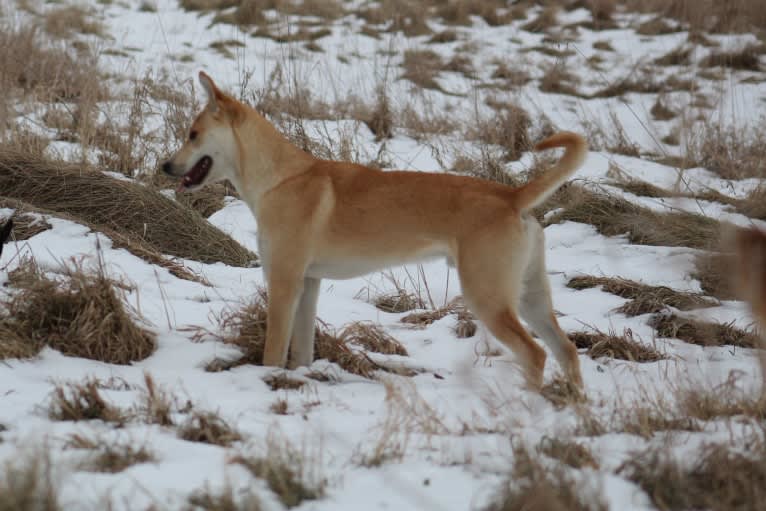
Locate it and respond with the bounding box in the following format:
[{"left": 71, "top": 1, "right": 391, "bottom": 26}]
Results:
[
  {"left": 545, "top": 188, "right": 722, "bottom": 250},
  {"left": 340, "top": 322, "right": 408, "bottom": 356},
  {"left": 473, "top": 101, "right": 531, "bottom": 161},
  {"left": 0, "top": 452, "right": 59, "bottom": 511},
  {"left": 48, "top": 380, "right": 124, "bottom": 423},
  {"left": 263, "top": 373, "right": 307, "bottom": 391},
  {"left": 537, "top": 437, "right": 599, "bottom": 469},
  {"left": 231, "top": 431, "right": 325, "bottom": 509},
  {"left": 374, "top": 289, "right": 424, "bottom": 313},
  {"left": 0, "top": 258, "right": 155, "bottom": 364},
  {"left": 0, "top": 149, "right": 256, "bottom": 267},
  {"left": 69, "top": 435, "right": 154, "bottom": 473},
  {"left": 649, "top": 313, "right": 759, "bottom": 348},
  {"left": 567, "top": 275, "right": 717, "bottom": 316},
  {"left": 541, "top": 375, "right": 587, "bottom": 409},
  {"left": 618, "top": 439, "right": 766, "bottom": 511},
  {"left": 485, "top": 442, "right": 606, "bottom": 511},
  {"left": 569, "top": 328, "right": 666, "bottom": 362},
  {"left": 178, "top": 411, "right": 242, "bottom": 447},
  {"left": 206, "top": 290, "right": 394, "bottom": 378}
]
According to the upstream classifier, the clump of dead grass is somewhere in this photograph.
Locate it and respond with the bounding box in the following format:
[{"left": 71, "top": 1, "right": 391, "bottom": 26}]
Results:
[
  {"left": 231, "top": 431, "right": 325, "bottom": 509},
  {"left": 136, "top": 373, "right": 182, "bottom": 426},
  {"left": 178, "top": 411, "right": 242, "bottom": 447},
  {"left": 567, "top": 275, "right": 718, "bottom": 316},
  {"left": 401, "top": 49, "right": 446, "bottom": 92},
  {"left": 472, "top": 101, "right": 531, "bottom": 161},
  {"left": 0, "top": 452, "right": 60, "bottom": 511},
  {"left": 48, "top": 380, "right": 124, "bottom": 423},
  {"left": 649, "top": 313, "right": 759, "bottom": 348},
  {"left": 541, "top": 375, "right": 587, "bottom": 409},
  {"left": 340, "top": 322, "right": 408, "bottom": 356},
  {"left": 686, "top": 123, "right": 766, "bottom": 180},
  {"left": 0, "top": 149, "right": 256, "bottom": 267},
  {"left": 545, "top": 188, "right": 722, "bottom": 250},
  {"left": 204, "top": 289, "right": 391, "bottom": 378},
  {"left": 537, "top": 437, "right": 599, "bottom": 469},
  {"left": 485, "top": 442, "right": 607, "bottom": 511},
  {"left": 187, "top": 483, "right": 263, "bottom": 511},
  {"left": 569, "top": 328, "right": 667, "bottom": 362},
  {"left": 68, "top": 435, "right": 154, "bottom": 473},
  {"left": 701, "top": 45, "right": 763, "bottom": 70},
  {"left": 618, "top": 438, "right": 766, "bottom": 511},
  {"left": 400, "top": 299, "right": 475, "bottom": 331},
  {"left": 0, "top": 258, "right": 155, "bottom": 364},
  {"left": 676, "top": 376, "right": 766, "bottom": 420},
  {"left": 539, "top": 64, "right": 582, "bottom": 97},
  {"left": 263, "top": 373, "right": 307, "bottom": 391},
  {"left": 374, "top": 289, "right": 424, "bottom": 313}
]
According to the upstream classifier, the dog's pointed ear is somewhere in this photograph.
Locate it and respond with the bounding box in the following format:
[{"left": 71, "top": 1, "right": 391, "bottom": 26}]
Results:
[{"left": 199, "top": 71, "right": 222, "bottom": 113}]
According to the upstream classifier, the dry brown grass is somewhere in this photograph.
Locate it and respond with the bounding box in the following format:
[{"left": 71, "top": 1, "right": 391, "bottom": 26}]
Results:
[
  {"left": 178, "top": 411, "right": 242, "bottom": 446},
  {"left": 68, "top": 435, "right": 155, "bottom": 473},
  {"left": 676, "top": 377, "right": 766, "bottom": 420},
  {"left": 263, "top": 373, "right": 307, "bottom": 391},
  {"left": 570, "top": 328, "right": 667, "bottom": 362},
  {"left": 650, "top": 313, "right": 759, "bottom": 347},
  {"left": 539, "top": 64, "right": 582, "bottom": 97},
  {"left": 136, "top": 373, "right": 180, "bottom": 426},
  {"left": 618, "top": 438, "right": 766, "bottom": 511},
  {"left": 0, "top": 149, "right": 256, "bottom": 267},
  {"left": 400, "top": 299, "right": 475, "bottom": 330},
  {"left": 48, "top": 380, "right": 124, "bottom": 423},
  {"left": 541, "top": 375, "right": 587, "bottom": 409},
  {"left": 623, "top": 0, "right": 766, "bottom": 32},
  {"left": 374, "top": 289, "right": 425, "bottom": 313},
  {"left": 537, "top": 437, "right": 599, "bottom": 469},
  {"left": 567, "top": 275, "right": 717, "bottom": 316},
  {"left": 187, "top": 483, "right": 263, "bottom": 511},
  {"left": 702, "top": 45, "right": 764, "bottom": 70},
  {"left": 485, "top": 442, "right": 607, "bottom": 511},
  {"left": 401, "top": 49, "right": 446, "bottom": 92},
  {"left": 520, "top": 5, "right": 559, "bottom": 33},
  {"left": 545, "top": 188, "right": 722, "bottom": 250},
  {"left": 0, "top": 452, "right": 59, "bottom": 511},
  {"left": 204, "top": 289, "right": 396, "bottom": 378},
  {"left": 340, "top": 322, "right": 408, "bottom": 356},
  {"left": 43, "top": 5, "right": 105, "bottom": 39},
  {"left": 0, "top": 259, "right": 155, "bottom": 364},
  {"left": 686, "top": 123, "right": 766, "bottom": 180},
  {"left": 472, "top": 101, "right": 531, "bottom": 161},
  {"left": 231, "top": 432, "right": 325, "bottom": 509}
]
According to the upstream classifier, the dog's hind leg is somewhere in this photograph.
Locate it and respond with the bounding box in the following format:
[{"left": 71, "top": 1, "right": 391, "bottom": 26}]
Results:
[
  {"left": 519, "top": 219, "right": 583, "bottom": 387},
  {"left": 288, "top": 277, "right": 320, "bottom": 369},
  {"left": 457, "top": 222, "right": 547, "bottom": 390}
]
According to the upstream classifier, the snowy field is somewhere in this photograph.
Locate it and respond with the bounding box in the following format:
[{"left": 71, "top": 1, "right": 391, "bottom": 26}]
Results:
[{"left": 1, "top": 1, "right": 765, "bottom": 510}]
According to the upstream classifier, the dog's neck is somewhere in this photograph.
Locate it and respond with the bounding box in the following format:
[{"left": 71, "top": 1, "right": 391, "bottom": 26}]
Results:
[{"left": 231, "top": 105, "right": 315, "bottom": 207}]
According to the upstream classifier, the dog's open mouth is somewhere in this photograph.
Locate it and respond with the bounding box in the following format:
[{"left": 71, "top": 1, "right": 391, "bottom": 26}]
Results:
[{"left": 177, "top": 156, "right": 212, "bottom": 192}]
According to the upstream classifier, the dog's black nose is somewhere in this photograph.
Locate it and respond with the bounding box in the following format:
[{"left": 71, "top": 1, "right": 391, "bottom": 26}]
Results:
[{"left": 162, "top": 161, "right": 172, "bottom": 174}]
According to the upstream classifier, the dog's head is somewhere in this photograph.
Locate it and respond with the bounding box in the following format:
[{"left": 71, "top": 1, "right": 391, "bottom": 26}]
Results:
[{"left": 162, "top": 72, "right": 243, "bottom": 192}]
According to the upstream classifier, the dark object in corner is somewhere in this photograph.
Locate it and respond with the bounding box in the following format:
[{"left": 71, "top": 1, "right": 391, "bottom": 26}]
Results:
[{"left": 0, "top": 217, "right": 14, "bottom": 257}]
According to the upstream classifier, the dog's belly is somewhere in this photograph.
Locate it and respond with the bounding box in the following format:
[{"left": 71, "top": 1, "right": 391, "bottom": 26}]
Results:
[{"left": 306, "top": 247, "right": 449, "bottom": 280}]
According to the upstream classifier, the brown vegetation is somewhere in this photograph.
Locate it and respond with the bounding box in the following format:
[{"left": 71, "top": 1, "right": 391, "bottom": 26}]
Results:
[
  {"left": 570, "top": 328, "right": 667, "bottom": 362},
  {"left": 567, "top": 275, "right": 717, "bottom": 316},
  {"left": 619, "top": 439, "right": 766, "bottom": 511},
  {"left": 178, "top": 411, "right": 242, "bottom": 446},
  {"left": 649, "top": 313, "right": 759, "bottom": 347},
  {"left": 48, "top": 380, "right": 124, "bottom": 423},
  {"left": 0, "top": 149, "right": 256, "bottom": 267},
  {"left": 0, "top": 453, "right": 59, "bottom": 511},
  {"left": 0, "top": 259, "right": 155, "bottom": 364},
  {"left": 485, "top": 442, "right": 606, "bottom": 511}
]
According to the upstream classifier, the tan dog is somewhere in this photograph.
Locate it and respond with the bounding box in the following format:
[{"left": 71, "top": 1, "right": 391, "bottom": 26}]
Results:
[
  {"left": 163, "top": 72, "right": 587, "bottom": 390},
  {"left": 731, "top": 226, "right": 766, "bottom": 391}
]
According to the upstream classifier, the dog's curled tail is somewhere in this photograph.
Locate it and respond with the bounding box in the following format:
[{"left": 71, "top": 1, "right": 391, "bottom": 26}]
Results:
[{"left": 513, "top": 131, "right": 587, "bottom": 212}]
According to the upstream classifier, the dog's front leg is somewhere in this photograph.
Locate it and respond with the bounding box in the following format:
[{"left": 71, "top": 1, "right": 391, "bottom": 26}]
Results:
[
  {"left": 288, "top": 277, "right": 321, "bottom": 369},
  {"left": 263, "top": 268, "right": 305, "bottom": 367}
]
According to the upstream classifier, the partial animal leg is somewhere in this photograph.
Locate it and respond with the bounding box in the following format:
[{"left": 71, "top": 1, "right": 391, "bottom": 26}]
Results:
[
  {"left": 519, "top": 220, "right": 583, "bottom": 387},
  {"left": 288, "top": 277, "right": 321, "bottom": 369},
  {"left": 263, "top": 267, "right": 305, "bottom": 367},
  {"left": 456, "top": 221, "right": 547, "bottom": 389}
]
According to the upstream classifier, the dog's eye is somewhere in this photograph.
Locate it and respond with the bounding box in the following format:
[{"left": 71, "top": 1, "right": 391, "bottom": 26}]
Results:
[{"left": 189, "top": 131, "right": 198, "bottom": 141}]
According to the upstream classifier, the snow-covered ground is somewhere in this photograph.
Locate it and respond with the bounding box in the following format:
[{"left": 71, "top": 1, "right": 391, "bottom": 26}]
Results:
[{"left": 1, "top": 1, "right": 765, "bottom": 510}]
